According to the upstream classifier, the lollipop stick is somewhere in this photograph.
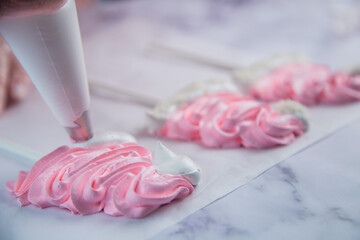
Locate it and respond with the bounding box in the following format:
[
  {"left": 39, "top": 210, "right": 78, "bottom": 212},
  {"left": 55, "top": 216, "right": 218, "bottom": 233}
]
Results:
[
  {"left": 0, "top": 138, "right": 41, "bottom": 166},
  {"left": 148, "top": 42, "right": 239, "bottom": 71},
  {"left": 88, "top": 79, "right": 160, "bottom": 108},
  {"left": 149, "top": 43, "right": 308, "bottom": 76}
]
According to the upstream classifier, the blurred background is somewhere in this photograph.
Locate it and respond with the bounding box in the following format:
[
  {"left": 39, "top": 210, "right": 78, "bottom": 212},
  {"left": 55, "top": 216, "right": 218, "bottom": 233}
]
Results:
[{"left": 77, "top": 0, "right": 360, "bottom": 68}]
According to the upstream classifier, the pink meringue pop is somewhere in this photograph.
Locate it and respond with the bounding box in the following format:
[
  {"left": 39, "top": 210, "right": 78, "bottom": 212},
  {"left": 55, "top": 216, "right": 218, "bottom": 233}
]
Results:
[
  {"left": 242, "top": 63, "right": 360, "bottom": 105},
  {"left": 91, "top": 79, "right": 308, "bottom": 149},
  {"left": 6, "top": 141, "right": 200, "bottom": 218},
  {"left": 146, "top": 79, "right": 308, "bottom": 149},
  {"left": 149, "top": 44, "right": 360, "bottom": 105},
  {"left": 155, "top": 93, "right": 307, "bottom": 149}
]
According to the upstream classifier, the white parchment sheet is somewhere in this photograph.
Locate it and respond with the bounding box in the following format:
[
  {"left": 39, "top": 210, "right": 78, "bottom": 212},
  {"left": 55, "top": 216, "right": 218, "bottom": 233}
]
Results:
[{"left": 0, "top": 19, "right": 359, "bottom": 240}]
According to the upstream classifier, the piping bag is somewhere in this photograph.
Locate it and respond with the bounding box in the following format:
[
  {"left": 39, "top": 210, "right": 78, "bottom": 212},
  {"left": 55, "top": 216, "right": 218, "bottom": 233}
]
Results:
[{"left": 0, "top": 0, "right": 92, "bottom": 143}]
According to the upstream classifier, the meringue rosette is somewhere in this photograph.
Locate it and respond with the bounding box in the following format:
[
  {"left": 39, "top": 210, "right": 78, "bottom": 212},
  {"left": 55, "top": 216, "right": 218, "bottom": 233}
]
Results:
[
  {"left": 152, "top": 92, "right": 308, "bottom": 149},
  {"left": 245, "top": 63, "right": 360, "bottom": 105},
  {"left": 6, "top": 142, "right": 198, "bottom": 218}
]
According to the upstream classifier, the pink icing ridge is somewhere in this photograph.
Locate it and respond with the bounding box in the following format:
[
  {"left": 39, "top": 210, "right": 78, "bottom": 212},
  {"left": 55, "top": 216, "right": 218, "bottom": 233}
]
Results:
[
  {"left": 6, "top": 143, "right": 193, "bottom": 218},
  {"left": 156, "top": 93, "right": 306, "bottom": 149},
  {"left": 250, "top": 63, "right": 360, "bottom": 105}
]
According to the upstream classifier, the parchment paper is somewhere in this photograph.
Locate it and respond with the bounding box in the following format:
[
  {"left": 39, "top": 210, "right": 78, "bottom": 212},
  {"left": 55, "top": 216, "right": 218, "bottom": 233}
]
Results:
[{"left": 1, "top": 18, "right": 359, "bottom": 240}]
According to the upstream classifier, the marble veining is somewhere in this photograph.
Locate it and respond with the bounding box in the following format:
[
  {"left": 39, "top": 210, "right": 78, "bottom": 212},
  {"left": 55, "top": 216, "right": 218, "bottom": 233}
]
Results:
[
  {"left": 88, "top": 1, "right": 360, "bottom": 238},
  {"left": 0, "top": 0, "right": 359, "bottom": 239},
  {"left": 151, "top": 120, "right": 360, "bottom": 239}
]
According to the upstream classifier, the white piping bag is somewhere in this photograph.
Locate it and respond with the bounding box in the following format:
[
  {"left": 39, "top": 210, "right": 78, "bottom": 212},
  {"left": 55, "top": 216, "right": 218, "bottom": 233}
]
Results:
[{"left": 0, "top": 0, "right": 92, "bottom": 142}]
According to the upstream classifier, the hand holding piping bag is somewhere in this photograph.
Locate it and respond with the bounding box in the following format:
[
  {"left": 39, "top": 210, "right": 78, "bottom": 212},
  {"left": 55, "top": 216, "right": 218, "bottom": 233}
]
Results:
[
  {"left": 0, "top": 0, "right": 93, "bottom": 142},
  {"left": 0, "top": 0, "right": 66, "bottom": 115}
]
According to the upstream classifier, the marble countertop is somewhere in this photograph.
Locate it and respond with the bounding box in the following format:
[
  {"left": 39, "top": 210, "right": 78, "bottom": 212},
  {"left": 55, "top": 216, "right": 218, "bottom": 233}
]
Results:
[
  {"left": 1, "top": 0, "right": 359, "bottom": 239},
  {"left": 80, "top": 0, "right": 360, "bottom": 239},
  {"left": 78, "top": 0, "right": 360, "bottom": 239},
  {"left": 151, "top": 119, "right": 360, "bottom": 240}
]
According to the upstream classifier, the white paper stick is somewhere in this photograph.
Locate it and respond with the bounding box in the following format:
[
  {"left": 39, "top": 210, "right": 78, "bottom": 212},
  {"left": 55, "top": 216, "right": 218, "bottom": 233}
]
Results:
[
  {"left": 148, "top": 42, "right": 308, "bottom": 80},
  {"left": 149, "top": 42, "right": 239, "bottom": 71},
  {"left": 0, "top": 138, "right": 41, "bottom": 166},
  {"left": 88, "top": 78, "right": 160, "bottom": 107}
]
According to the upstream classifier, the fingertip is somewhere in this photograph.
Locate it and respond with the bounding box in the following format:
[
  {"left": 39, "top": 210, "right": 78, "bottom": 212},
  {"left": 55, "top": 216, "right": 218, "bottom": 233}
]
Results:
[{"left": 9, "top": 56, "right": 31, "bottom": 102}]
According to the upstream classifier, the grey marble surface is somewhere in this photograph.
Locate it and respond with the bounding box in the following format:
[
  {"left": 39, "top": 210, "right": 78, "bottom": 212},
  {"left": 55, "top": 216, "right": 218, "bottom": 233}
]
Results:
[
  {"left": 151, "top": 120, "right": 360, "bottom": 240},
  {"left": 78, "top": 0, "right": 360, "bottom": 68},
  {"left": 0, "top": 1, "right": 358, "bottom": 239},
  {"left": 76, "top": 0, "right": 360, "bottom": 239}
]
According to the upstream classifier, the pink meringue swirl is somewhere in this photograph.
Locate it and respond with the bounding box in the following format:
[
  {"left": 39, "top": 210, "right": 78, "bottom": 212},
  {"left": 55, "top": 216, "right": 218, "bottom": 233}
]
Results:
[
  {"left": 250, "top": 63, "right": 360, "bottom": 105},
  {"left": 156, "top": 93, "right": 306, "bottom": 149},
  {"left": 6, "top": 143, "right": 193, "bottom": 218}
]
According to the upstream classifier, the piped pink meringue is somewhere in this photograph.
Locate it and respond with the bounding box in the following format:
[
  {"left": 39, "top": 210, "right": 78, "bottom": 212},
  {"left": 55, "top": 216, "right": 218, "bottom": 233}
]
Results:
[
  {"left": 6, "top": 143, "right": 194, "bottom": 218},
  {"left": 250, "top": 63, "right": 360, "bottom": 105},
  {"left": 155, "top": 93, "right": 307, "bottom": 149}
]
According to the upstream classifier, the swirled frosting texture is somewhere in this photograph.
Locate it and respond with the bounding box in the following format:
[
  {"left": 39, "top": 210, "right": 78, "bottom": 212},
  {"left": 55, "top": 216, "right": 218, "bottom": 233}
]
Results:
[
  {"left": 155, "top": 93, "right": 306, "bottom": 149},
  {"left": 250, "top": 63, "right": 360, "bottom": 105},
  {"left": 6, "top": 143, "right": 193, "bottom": 218}
]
